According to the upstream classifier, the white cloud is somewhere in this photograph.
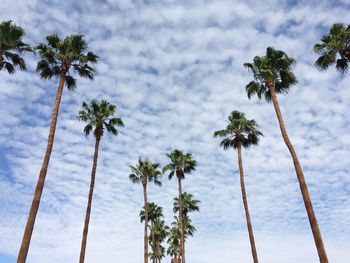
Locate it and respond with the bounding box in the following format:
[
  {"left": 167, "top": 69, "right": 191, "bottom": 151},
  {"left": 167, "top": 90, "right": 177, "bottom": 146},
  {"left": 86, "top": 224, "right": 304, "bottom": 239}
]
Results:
[{"left": 0, "top": 0, "right": 349, "bottom": 262}]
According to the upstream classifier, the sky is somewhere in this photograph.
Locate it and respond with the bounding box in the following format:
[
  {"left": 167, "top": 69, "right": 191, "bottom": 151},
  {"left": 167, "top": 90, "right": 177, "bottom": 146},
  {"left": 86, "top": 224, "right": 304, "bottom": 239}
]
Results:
[{"left": 0, "top": 0, "right": 350, "bottom": 262}]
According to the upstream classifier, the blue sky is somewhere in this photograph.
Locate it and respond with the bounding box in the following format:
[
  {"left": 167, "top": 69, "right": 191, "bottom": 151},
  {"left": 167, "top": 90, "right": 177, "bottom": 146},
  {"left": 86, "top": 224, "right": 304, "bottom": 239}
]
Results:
[{"left": 0, "top": 0, "right": 350, "bottom": 262}]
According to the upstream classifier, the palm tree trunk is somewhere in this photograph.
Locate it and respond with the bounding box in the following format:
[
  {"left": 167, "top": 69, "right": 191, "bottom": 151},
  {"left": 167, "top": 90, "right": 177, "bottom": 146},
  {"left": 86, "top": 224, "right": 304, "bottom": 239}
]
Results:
[
  {"left": 157, "top": 240, "right": 161, "bottom": 263},
  {"left": 177, "top": 174, "right": 185, "bottom": 263},
  {"left": 151, "top": 220, "right": 155, "bottom": 263},
  {"left": 17, "top": 71, "right": 66, "bottom": 263},
  {"left": 79, "top": 135, "right": 101, "bottom": 263},
  {"left": 268, "top": 80, "right": 328, "bottom": 263},
  {"left": 143, "top": 183, "right": 149, "bottom": 263},
  {"left": 237, "top": 143, "right": 259, "bottom": 263}
]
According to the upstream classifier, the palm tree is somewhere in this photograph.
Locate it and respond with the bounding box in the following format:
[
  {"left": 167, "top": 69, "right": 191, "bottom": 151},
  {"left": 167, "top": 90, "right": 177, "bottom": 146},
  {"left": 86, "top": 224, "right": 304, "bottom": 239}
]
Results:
[
  {"left": 173, "top": 192, "right": 200, "bottom": 256},
  {"left": 130, "top": 159, "right": 162, "bottom": 263},
  {"left": 163, "top": 149, "right": 197, "bottom": 263},
  {"left": 0, "top": 20, "right": 32, "bottom": 74},
  {"left": 18, "top": 34, "right": 98, "bottom": 263},
  {"left": 167, "top": 223, "right": 181, "bottom": 263},
  {"left": 214, "top": 111, "right": 262, "bottom": 263},
  {"left": 152, "top": 219, "right": 169, "bottom": 263},
  {"left": 314, "top": 23, "right": 350, "bottom": 73},
  {"left": 244, "top": 47, "right": 328, "bottom": 262},
  {"left": 174, "top": 192, "right": 200, "bottom": 219},
  {"left": 167, "top": 215, "right": 196, "bottom": 263},
  {"left": 174, "top": 215, "right": 196, "bottom": 239},
  {"left": 77, "top": 100, "right": 123, "bottom": 263},
  {"left": 140, "top": 202, "right": 163, "bottom": 263}
]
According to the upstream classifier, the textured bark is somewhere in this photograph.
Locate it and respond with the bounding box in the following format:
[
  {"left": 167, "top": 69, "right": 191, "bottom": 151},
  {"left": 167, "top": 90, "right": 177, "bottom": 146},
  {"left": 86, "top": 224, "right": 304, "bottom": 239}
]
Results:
[
  {"left": 151, "top": 220, "right": 155, "bottom": 263},
  {"left": 156, "top": 239, "right": 161, "bottom": 263},
  {"left": 17, "top": 71, "right": 66, "bottom": 263},
  {"left": 177, "top": 173, "right": 185, "bottom": 263},
  {"left": 79, "top": 134, "right": 101, "bottom": 263},
  {"left": 268, "top": 80, "right": 328, "bottom": 263},
  {"left": 143, "top": 183, "right": 149, "bottom": 263},
  {"left": 237, "top": 143, "right": 259, "bottom": 263}
]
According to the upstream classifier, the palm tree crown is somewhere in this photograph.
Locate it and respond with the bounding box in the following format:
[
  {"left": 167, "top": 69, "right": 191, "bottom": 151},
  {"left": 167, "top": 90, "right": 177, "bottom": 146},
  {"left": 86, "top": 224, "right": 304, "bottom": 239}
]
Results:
[
  {"left": 314, "top": 23, "right": 350, "bottom": 73},
  {"left": 153, "top": 219, "right": 169, "bottom": 243},
  {"left": 243, "top": 47, "right": 297, "bottom": 101},
  {"left": 36, "top": 34, "right": 98, "bottom": 89},
  {"left": 77, "top": 100, "right": 124, "bottom": 138},
  {"left": 173, "top": 192, "right": 200, "bottom": 216},
  {"left": 163, "top": 149, "right": 197, "bottom": 180},
  {"left": 167, "top": 224, "right": 180, "bottom": 257},
  {"left": 171, "top": 216, "right": 196, "bottom": 239},
  {"left": 140, "top": 202, "right": 163, "bottom": 223},
  {"left": 0, "top": 20, "right": 32, "bottom": 73},
  {"left": 213, "top": 111, "right": 263, "bottom": 149},
  {"left": 129, "top": 159, "right": 162, "bottom": 186}
]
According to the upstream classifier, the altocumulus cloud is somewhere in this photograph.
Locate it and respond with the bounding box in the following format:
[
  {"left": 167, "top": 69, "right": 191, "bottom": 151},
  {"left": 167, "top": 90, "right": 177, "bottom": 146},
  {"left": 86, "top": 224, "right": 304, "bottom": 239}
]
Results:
[{"left": 0, "top": 0, "right": 349, "bottom": 262}]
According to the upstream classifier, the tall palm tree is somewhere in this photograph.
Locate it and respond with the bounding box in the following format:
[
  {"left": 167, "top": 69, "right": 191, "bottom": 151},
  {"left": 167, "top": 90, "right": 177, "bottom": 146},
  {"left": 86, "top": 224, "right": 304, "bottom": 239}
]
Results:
[
  {"left": 18, "top": 34, "right": 98, "bottom": 263},
  {"left": 130, "top": 159, "right": 162, "bottom": 263},
  {"left": 140, "top": 202, "right": 163, "bottom": 263},
  {"left": 77, "top": 100, "right": 123, "bottom": 263},
  {"left": 314, "top": 23, "right": 350, "bottom": 73},
  {"left": 167, "top": 222, "right": 181, "bottom": 263},
  {"left": 0, "top": 20, "right": 32, "bottom": 74},
  {"left": 152, "top": 219, "right": 169, "bottom": 263},
  {"left": 173, "top": 192, "right": 200, "bottom": 256},
  {"left": 167, "top": 215, "right": 196, "bottom": 263},
  {"left": 163, "top": 149, "right": 197, "bottom": 263},
  {"left": 214, "top": 111, "right": 262, "bottom": 263},
  {"left": 244, "top": 47, "right": 328, "bottom": 262}
]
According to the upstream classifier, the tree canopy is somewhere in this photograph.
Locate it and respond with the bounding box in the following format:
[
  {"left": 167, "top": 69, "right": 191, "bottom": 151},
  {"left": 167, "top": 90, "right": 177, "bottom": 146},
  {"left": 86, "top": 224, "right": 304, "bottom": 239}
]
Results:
[
  {"left": 243, "top": 47, "right": 297, "bottom": 101},
  {"left": 314, "top": 23, "right": 350, "bottom": 73},
  {"left": 214, "top": 111, "right": 262, "bottom": 149},
  {"left": 0, "top": 20, "right": 32, "bottom": 74},
  {"left": 77, "top": 100, "right": 124, "bottom": 138},
  {"left": 36, "top": 34, "right": 98, "bottom": 90}
]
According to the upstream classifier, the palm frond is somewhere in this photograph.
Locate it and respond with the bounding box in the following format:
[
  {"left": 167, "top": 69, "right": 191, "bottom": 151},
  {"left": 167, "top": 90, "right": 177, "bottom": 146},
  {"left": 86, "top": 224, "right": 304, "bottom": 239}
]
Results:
[
  {"left": 0, "top": 21, "right": 31, "bottom": 74},
  {"left": 65, "top": 75, "right": 77, "bottom": 90},
  {"left": 336, "top": 58, "right": 349, "bottom": 72},
  {"left": 314, "top": 23, "right": 350, "bottom": 73},
  {"left": 4, "top": 62, "right": 14, "bottom": 74},
  {"left": 314, "top": 51, "right": 337, "bottom": 70}
]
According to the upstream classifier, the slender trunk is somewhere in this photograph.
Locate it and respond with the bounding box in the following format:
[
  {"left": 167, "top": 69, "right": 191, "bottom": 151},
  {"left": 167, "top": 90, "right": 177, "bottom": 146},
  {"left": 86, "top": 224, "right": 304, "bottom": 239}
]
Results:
[
  {"left": 182, "top": 213, "right": 187, "bottom": 261},
  {"left": 151, "top": 220, "right": 155, "bottom": 263},
  {"left": 79, "top": 135, "right": 101, "bottom": 263},
  {"left": 17, "top": 71, "right": 66, "bottom": 263},
  {"left": 177, "top": 174, "right": 185, "bottom": 263},
  {"left": 237, "top": 143, "right": 259, "bottom": 263},
  {"left": 143, "top": 183, "right": 149, "bottom": 263},
  {"left": 268, "top": 80, "right": 328, "bottom": 263}
]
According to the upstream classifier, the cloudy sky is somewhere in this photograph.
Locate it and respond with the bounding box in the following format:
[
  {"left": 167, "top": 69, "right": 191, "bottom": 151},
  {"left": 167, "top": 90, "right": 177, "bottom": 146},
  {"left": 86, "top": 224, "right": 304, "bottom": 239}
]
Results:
[{"left": 1, "top": 0, "right": 350, "bottom": 262}]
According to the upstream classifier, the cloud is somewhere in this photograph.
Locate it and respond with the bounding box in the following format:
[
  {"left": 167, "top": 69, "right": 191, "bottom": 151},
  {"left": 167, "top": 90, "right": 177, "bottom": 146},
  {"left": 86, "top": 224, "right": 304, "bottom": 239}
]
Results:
[{"left": 0, "top": 0, "right": 349, "bottom": 262}]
